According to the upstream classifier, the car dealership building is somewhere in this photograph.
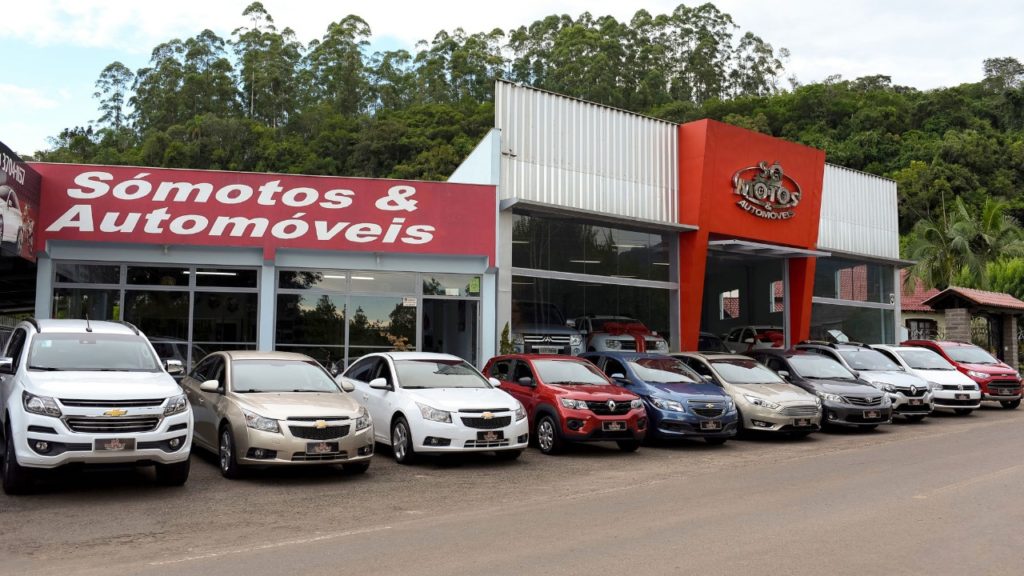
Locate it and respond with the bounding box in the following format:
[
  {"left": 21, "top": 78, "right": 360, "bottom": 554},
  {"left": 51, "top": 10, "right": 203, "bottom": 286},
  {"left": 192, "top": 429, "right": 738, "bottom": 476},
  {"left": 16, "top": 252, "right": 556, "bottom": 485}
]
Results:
[{"left": 0, "top": 81, "right": 904, "bottom": 369}]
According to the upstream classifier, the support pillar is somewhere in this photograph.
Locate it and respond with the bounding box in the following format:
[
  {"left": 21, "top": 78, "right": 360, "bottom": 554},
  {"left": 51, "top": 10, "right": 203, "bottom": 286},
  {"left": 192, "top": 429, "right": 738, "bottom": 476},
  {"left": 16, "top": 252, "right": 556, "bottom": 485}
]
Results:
[
  {"left": 944, "top": 308, "right": 971, "bottom": 343},
  {"left": 1001, "top": 314, "right": 1019, "bottom": 370},
  {"left": 678, "top": 231, "right": 709, "bottom": 351},
  {"left": 787, "top": 257, "right": 816, "bottom": 345}
]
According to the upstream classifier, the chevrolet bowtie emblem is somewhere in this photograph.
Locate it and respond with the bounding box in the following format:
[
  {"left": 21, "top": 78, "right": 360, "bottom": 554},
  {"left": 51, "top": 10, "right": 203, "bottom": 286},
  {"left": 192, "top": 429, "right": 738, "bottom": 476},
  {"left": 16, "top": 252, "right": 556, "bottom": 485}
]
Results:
[
  {"left": 314, "top": 420, "right": 328, "bottom": 429},
  {"left": 482, "top": 412, "right": 494, "bottom": 420},
  {"left": 104, "top": 409, "right": 128, "bottom": 417}
]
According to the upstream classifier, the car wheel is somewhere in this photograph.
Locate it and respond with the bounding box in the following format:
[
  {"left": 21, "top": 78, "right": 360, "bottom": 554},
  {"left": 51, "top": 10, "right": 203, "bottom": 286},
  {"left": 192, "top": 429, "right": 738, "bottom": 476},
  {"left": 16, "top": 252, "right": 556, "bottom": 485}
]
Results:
[
  {"left": 616, "top": 440, "right": 641, "bottom": 452},
  {"left": 341, "top": 461, "right": 371, "bottom": 475},
  {"left": 953, "top": 408, "right": 974, "bottom": 416},
  {"left": 704, "top": 437, "right": 728, "bottom": 445},
  {"left": 391, "top": 417, "right": 418, "bottom": 464},
  {"left": 905, "top": 414, "right": 927, "bottom": 422},
  {"left": 535, "top": 414, "right": 563, "bottom": 455},
  {"left": 735, "top": 410, "right": 747, "bottom": 437},
  {"left": 494, "top": 449, "right": 523, "bottom": 461},
  {"left": 154, "top": 459, "right": 190, "bottom": 486},
  {"left": 2, "top": 423, "right": 33, "bottom": 495},
  {"left": 1000, "top": 400, "right": 1021, "bottom": 409},
  {"left": 219, "top": 426, "right": 243, "bottom": 479}
]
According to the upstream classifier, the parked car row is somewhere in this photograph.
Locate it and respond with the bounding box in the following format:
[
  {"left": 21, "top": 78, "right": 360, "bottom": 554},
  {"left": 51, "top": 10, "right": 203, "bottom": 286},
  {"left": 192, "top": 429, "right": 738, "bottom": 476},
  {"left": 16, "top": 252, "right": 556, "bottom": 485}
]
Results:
[{"left": 1, "top": 318, "right": 1019, "bottom": 495}]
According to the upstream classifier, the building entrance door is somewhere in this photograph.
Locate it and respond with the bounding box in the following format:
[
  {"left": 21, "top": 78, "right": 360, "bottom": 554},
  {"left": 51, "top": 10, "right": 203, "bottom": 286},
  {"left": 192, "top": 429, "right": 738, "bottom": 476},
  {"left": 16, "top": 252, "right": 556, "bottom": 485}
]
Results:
[{"left": 421, "top": 299, "right": 479, "bottom": 365}]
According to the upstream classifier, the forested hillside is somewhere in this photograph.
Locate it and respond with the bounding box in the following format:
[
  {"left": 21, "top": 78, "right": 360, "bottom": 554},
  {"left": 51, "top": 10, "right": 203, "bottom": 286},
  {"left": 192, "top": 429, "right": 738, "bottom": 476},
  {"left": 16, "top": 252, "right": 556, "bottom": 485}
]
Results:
[{"left": 33, "top": 2, "right": 1024, "bottom": 291}]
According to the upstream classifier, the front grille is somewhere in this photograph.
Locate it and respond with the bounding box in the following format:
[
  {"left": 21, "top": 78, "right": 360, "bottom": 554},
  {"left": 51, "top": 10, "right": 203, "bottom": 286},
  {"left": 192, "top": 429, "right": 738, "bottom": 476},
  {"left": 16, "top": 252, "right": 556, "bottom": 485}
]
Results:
[
  {"left": 523, "top": 334, "right": 571, "bottom": 344},
  {"left": 844, "top": 395, "right": 883, "bottom": 407},
  {"left": 693, "top": 408, "right": 724, "bottom": 418},
  {"left": 933, "top": 398, "right": 979, "bottom": 406},
  {"left": 64, "top": 416, "right": 160, "bottom": 433},
  {"left": 940, "top": 385, "right": 977, "bottom": 391},
  {"left": 289, "top": 425, "right": 350, "bottom": 440},
  {"left": 780, "top": 405, "right": 819, "bottom": 417},
  {"left": 896, "top": 403, "right": 931, "bottom": 412},
  {"left": 460, "top": 416, "right": 511, "bottom": 429},
  {"left": 292, "top": 451, "right": 349, "bottom": 462},
  {"left": 464, "top": 439, "right": 511, "bottom": 448},
  {"left": 586, "top": 400, "right": 633, "bottom": 415},
  {"left": 60, "top": 398, "right": 165, "bottom": 408},
  {"left": 843, "top": 412, "right": 890, "bottom": 423},
  {"left": 287, "top": 416, "right": 350, "bottom": 422},
  {"left": 898, "top": 387, "right": 928, "bottom": 398},
  {"left": 619, "top": 340, "right": 638, "bottom": 351}
]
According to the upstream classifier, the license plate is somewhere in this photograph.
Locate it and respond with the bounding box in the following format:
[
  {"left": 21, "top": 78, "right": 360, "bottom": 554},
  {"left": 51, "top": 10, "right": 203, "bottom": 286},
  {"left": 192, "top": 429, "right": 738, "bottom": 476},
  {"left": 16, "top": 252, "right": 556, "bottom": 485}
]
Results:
[
  {"left": 794, "top": 418, "right": 810, "bottom": 427},
  {"left": 997, "top": 389, "right": 1014, "bottom": 396},
  {"left": 602, "top": 421, "right": 627, "bottom": 432},
  {"left": 909, "top": 399, "right": 922, "bottom": 405},
  {"left": 95, "top": 438, "right": 136, "bottom": 451},
  {"left": 534, "top": 346, "right": 560, "bottom": 354},
  {"left": 700, "top": 420, "right": 721, "bottom": 431},
  {"left": 306, "top": 441, "right": 340, "bottom": 455},
  {"left": 955, "top": 393, "right": 969, "bottom": 400},
  {"left": 863, "top": 410, "right": 880, "bottom": 419},
  {"left": 477, "top": 430, "right": 504, "bottom": 441}
]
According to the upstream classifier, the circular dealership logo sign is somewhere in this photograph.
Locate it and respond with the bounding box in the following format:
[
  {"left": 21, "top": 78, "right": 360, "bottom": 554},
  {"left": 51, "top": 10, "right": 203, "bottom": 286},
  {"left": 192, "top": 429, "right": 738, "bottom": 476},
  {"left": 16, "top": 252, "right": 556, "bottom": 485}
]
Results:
[{"left": 732, "top": 161, "right": 802, "bottom": 220}]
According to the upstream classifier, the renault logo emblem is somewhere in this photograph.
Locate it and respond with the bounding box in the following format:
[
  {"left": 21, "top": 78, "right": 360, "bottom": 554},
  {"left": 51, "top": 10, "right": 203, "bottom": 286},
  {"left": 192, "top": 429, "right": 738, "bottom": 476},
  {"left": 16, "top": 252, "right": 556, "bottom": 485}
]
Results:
[
  {"left": 314, "top": 420, "right": 328, "bottom": 429},
  {"left": 104, "top": 409, "right": 128, "bottom": 417},
  {"left": 607, "top": 400, "right": 617, "bottom": 411},
  {"left": 482, "top": 412, "right": 494, "bottom": 420},
  {"left": 910, "top": 385, "right": 917, "bottom": 395}
]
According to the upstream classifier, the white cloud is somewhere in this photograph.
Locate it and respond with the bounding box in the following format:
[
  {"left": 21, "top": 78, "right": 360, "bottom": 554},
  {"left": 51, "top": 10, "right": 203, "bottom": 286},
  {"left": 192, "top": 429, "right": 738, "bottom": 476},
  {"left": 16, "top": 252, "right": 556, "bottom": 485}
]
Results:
[{"left": 0, "top": 84, "right": 60, "bottom": 110}]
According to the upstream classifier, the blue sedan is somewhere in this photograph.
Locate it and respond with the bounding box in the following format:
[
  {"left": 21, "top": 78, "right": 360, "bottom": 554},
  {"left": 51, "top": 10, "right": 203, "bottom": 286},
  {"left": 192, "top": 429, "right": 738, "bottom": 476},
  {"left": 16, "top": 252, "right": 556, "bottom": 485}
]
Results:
[{"left": 582, "top": 352, "right": 739, "bottom": 444}]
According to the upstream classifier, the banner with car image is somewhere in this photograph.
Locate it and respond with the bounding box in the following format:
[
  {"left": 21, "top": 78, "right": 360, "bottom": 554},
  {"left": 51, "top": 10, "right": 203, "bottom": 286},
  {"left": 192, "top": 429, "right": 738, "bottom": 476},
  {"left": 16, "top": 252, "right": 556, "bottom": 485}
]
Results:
[{"left": 0, "top": 140, "right": 40, "bottom": 262}]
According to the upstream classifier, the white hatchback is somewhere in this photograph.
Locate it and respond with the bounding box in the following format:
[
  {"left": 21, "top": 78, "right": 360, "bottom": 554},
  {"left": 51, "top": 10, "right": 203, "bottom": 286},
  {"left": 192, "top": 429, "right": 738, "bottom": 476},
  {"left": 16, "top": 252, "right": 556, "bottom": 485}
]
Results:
[
  {"left": 872, "top": 345, "right": 982, "bottom": 415},
  {"left": 339, "top": 352, "right": 528, "bottom": 464}
]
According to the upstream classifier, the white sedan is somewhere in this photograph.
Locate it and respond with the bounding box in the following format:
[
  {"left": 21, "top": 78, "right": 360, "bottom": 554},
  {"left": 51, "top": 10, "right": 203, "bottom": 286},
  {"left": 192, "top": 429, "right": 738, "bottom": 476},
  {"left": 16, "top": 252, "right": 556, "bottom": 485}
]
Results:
[
  {"left": 338, "top": 352, "right": 529, "bottom": 464},
  {"left": 872, "top": 345, "right": 982, "bottom": 415}
]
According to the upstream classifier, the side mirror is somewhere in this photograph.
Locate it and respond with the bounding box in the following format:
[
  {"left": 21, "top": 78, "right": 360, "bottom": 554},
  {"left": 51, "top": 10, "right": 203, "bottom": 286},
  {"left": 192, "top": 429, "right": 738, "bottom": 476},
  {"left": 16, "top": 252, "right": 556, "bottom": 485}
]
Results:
[
  {"left": 338, "top": 378, "right": 356, "bottom": 393},
  {"left": 566, "top": 320, "right": 577, "bottom": 328},
  {"left": 368, "top": 377, "right": 390, "bottom": 390},
  {"left": 610, "top": 373, "right": 626, "bottom": 380},
  {"left": 777, "top": 370, "right": 790, "bottom": 380},
  {"left": 743, "top": 338, "right": 755, "bottom": 344},
  {"left": 199, "top": 379, "right": 221, "bottom": 393},
  {"left": 488, "top": 377, "right": 502, "bottom": 388},
  {"left": 164, "top": 358, "right": 184, "bottom": 376},
  {"left": 0, "top": 357, "right": 12, "bottom": 375},
  {"left": 517, "top": 376, "right": 534, "bottom": 387}
]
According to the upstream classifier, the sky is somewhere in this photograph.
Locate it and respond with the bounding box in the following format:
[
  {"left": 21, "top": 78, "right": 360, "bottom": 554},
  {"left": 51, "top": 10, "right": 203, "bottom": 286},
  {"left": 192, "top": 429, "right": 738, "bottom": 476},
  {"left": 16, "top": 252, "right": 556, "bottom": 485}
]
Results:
[{"left": 2, "top": 0, "right": 1021, "bottom": 157}]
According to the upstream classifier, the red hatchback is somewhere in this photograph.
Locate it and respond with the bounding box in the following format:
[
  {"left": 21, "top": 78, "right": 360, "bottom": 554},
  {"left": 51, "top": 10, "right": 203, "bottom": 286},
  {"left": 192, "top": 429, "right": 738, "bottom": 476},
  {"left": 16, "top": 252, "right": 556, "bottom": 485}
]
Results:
[
  {"left": 902, "top": 340, "right": 1021, "bottom": 409},
  {"left": 484, "top": 354, "right": 647, "bottom": 454}
]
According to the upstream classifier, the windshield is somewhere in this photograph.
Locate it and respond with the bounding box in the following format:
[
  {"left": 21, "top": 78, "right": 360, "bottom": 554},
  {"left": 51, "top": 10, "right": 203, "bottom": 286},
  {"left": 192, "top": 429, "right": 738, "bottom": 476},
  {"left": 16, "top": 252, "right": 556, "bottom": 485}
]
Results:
[
  {"left": 944, "top": 345, "right": 999, "bottom": 365},
  {"left": 231, "top": 360, "right": 340, "bottom": 393},
  {"left": 838, "top": 349, "right": 902, "bottom": 371},
  {"left": 698, "top": 334, "right": 728, "bottom": 353},
  {"left": 788, "top": 355, "right": 856, "bottom": 379},
  {"left": 395, "top": 359, "right": 490, "bottom": 389},
  {"left": 534, "top": 359, "right": 610, "bottom": 385},
  {"left": 629, "top": 358, "right": 701, "bottom": 384},
  {"left": 511, "top": 302, "right": 565, "bottom": 326},
  {"left": 711, "top": 359, "right": 785, "bottom": 384},
  {"left": 898, "top": 349, "right": 955, "bottom": 370},
  {"left": 27, "top": 333, "right": 161, "bottom": 372}
]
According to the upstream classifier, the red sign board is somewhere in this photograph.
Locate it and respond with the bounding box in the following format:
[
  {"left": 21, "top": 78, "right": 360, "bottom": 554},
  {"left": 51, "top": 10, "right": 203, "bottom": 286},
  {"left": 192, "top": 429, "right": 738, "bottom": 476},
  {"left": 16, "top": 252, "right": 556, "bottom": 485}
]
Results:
[
  {"left": 31, "top": 164, "right": 496, "bottom": 262},
  {"left": 0, "top": 142, "right": 41, "bottom": 262}
]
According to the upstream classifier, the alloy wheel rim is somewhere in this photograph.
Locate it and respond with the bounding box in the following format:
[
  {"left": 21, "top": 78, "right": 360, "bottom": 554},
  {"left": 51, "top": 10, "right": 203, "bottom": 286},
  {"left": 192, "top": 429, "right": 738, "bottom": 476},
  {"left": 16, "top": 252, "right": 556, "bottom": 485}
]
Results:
[
  {"left": 393, "top": 424, "right": 407, "bottom": 460},
  {"left": 538, "top": 420, "right": 553, "bottom": 451},
  {"left": 220, "top": 431, "right": 231, "bottom": 471}
]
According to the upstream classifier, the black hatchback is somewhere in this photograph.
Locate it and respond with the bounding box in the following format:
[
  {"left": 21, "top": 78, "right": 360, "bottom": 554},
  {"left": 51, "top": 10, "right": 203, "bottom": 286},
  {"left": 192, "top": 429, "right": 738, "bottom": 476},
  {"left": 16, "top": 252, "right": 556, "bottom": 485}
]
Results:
[{"left": 750, "top": 349, "right": 893, "bottom": 429}]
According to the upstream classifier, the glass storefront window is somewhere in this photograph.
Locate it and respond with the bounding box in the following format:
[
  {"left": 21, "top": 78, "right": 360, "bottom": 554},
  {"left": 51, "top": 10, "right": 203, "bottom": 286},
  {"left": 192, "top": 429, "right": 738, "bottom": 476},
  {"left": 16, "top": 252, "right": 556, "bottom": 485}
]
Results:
[
  {"left": 422, "top": 274, "right": 481, "bottom": 297},
  {"left": 279, "top": 271, "right": 347, "bottom": 291},
  {"left": 55, "top": 264, "right": 120, "bottom": 284},
  {"left": 810, "top": 303, "right": 895, "bottom": 344},
  {"left": 349, "top": 272, "right": 416, "bottom": 294},
  {"left": 193, "top": 292, "right": 258, "bottom": 343},
  {"left": 814, "top": 258, "right": 895, "bottom": 304},
  {"left": 52, "top": 288, "right": 120, "bottom": 320},
  {"left": 124, "top": 290, "right": 189, "bottom": 339},
  {"left": 348, "top": 296, "right": 417, "bottom": 350},
  {"left": 275, "top": 294, "right": 346, "bottom": 346},
  {"left": 127, "top": 266, "right": 189, "bottom": 286},
  {"left": 194, "top": 268, "right": 258, "bottom": 288}
]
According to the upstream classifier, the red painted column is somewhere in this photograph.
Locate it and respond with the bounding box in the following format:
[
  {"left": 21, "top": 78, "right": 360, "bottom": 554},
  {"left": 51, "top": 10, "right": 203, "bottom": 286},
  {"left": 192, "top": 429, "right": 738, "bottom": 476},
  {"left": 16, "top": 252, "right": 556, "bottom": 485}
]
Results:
[
  {"left": 678, "top": 230, "right": 710, "bottom": 351},
  {"left": 788, "top": 257, "right": 817, "bottom": 344}
]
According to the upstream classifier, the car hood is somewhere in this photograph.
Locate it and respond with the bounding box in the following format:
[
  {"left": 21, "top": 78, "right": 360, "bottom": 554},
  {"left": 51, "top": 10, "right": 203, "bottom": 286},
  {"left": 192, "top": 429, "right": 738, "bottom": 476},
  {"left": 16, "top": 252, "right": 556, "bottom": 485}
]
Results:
[
  {"left": 403, "top": 387, "right": 520, "bottom": 411},
  {"left": 956, "top": 362, "right": 1017, "bottom": 377},
  {"left": 907, "top": 369, "right": 976, "bottom": 386},
  {"left": 234, "top": 392, "right": 362, "bottom": 419},
  {"left": 859, "top": 370, "right": 928, "bottom": 388},
  {"left": 646, "top": 381, "right": 729, "bottom": 399},
  {"left": 545, "top": 383, "right": 637, "bottom": 400},
  {"left": 729, "top": 382, "right": 816, "bottom": 402},
  {"left": 24, "top": 370, "right": 181, "bottom": 400},
  {"left": 512, "top": 322, "right": 579, "bottom": 335}
]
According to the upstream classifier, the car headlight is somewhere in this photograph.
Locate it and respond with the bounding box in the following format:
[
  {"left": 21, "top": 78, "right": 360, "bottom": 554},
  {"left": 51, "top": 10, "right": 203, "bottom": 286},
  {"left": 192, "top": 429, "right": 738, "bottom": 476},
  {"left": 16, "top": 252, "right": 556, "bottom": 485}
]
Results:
[
  {"left": 23, "top": 391, "right": 62, "bottom": 417},
  {"left": 929, "top": 382, "right": 942, "bottom": 391},
  {"left": 514, "top": 403, "right": 527, "bottom": 421},
  {"left": 878, "top": 383, "right": 896, "bottom": 393},
  {"left": 243, "top": 409, "right": 280, "bottom": 433},
  {"left": 355, "top": 406, "right": 371, "bottom": 430},
  {"left": 650, "top": 397, "right": 684, "bottom": 412},
  {"left": 513, "top": 334, "right": 524, "bottom": 345},
  {"left": 743, "top": 395, "right": 780, "bottom": 410},
  {"left": 967, "top": 370, "right": 988, "bottom": 379},
  {"left": 815, "top": 398, "right": 822, "bottom": 408},
  {"left": 725, "top": 399, "right": 736, "bottom": 412},
  {"left": 559, "top": 397, "right": 589, "bottom": 410},
  {"left": 817, "top": 392, "right": 844, "bottom": 403},
  {"left": 630, "top": 398, "right": 643, "bottom": 410},
  {"left": 653, "top": 340, "right": 669, "bottom": 352},
  {"left": 570, "top": 334, "right": 582, "bottom": 346},
  {"left": 605, "top": 339, "right": 622, "bottom": 350},
  {"left": 416, "top": 402, "right": 452, "bottom": 423},
  {"left": 163, "top": 394, "right": 188, "bottom": 416}
]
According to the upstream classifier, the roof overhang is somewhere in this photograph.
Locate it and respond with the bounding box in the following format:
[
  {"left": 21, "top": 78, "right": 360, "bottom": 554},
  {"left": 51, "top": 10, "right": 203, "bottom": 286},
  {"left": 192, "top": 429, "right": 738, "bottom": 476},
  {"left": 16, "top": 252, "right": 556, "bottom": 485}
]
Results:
[
  {"left": 499, "top": 198, "right": 697, "bottom": 233},
  {"left": 922, "top": 288, "right": 1024, "bottom": 314},
  {"left": 708, "top": 239, "right": 829, "bottom": 259},
  {"left": 818, "top": 248, "right": 916, "bottom": 268}
]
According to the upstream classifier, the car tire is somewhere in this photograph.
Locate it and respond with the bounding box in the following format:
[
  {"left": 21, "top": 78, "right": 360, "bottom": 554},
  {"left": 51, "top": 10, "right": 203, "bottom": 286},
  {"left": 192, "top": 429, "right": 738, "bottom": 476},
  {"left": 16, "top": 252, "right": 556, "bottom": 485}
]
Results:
[
  {"left": 494, "top": 449, "right": 523, "bottom": 461},
  {"left": 535, "top": 414, "right": 563, "bottom": 455},
  {"left": 218, "top": 426, "right": 243, "bottom": 479},
  {"left": 616, "top": 440, "right": 641, "bottom": 452},
  {"left": 391, "top": 417, "right": 418, "bottom": 465},
  {"left": 341, "top": 461, "right": 371, "bottom": 475},
  {"left": 2, "top": 423, "right": 33, "bottom": 495},
  {"left": 154, "top": 458, "right": 190, "bottom": 486},
  {"left": 905, "top": 414, "right": 927, "bottom": 422},
  {"left": 1000, "top": 400, "right": 1021, "bottom": 409},
  {"left": 953, "top": 408, "right": 974, "bottom": 416},
  {"left": 704, "top": 437, "right": 728, "bottom": 445}
]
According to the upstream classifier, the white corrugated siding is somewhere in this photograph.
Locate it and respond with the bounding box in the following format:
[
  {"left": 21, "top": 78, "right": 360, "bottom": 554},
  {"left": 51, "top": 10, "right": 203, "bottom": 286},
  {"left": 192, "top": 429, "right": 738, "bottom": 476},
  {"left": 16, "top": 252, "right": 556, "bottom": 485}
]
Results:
[
  {"left": 818, "top": 164, "right": 900, "bottom": 260},
  {"left": 495, "top": 81, "right": 678, "bottom": 224}
]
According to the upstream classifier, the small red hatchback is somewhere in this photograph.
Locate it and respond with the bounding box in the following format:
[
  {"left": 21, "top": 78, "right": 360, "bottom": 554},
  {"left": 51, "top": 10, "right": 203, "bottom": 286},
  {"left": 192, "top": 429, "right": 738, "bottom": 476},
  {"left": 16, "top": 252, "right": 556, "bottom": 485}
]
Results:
[{"left": 483, "top": 354, "right": 647, "bottom": 454}]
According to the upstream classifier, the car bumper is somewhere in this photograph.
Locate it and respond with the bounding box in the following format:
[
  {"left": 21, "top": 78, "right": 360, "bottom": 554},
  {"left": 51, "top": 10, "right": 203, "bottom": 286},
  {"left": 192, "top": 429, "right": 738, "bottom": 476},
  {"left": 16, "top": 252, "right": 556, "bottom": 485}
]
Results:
[
  {"left": 559, "top": 408, "right": 647, "bottom": 442},
  {"left": 649, "top": 409, "right": 739, "bottom": 438},
  {"left": 237, "top": 423, "right": 376, "bottom": 466},
  {"left": 15, "top": 411, "right": 193, "bottom": 469},
  {"left": 739, "top": 405, "right": 821, "bottom": 433},
  {"left": 888, "top": 393, "right": 933, "bottom": 415},
  {"left": 822, "top": 403, "right": 892, "bottom": 427},
  {"left": 982, "top": 391, "right": 1022, "bottom": 401},
  {"left": 410, "top": 417, "right": 530, "bottom": 453},
  {"left": 931, "top": 390, "right": 982, "bottom": 409}
]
